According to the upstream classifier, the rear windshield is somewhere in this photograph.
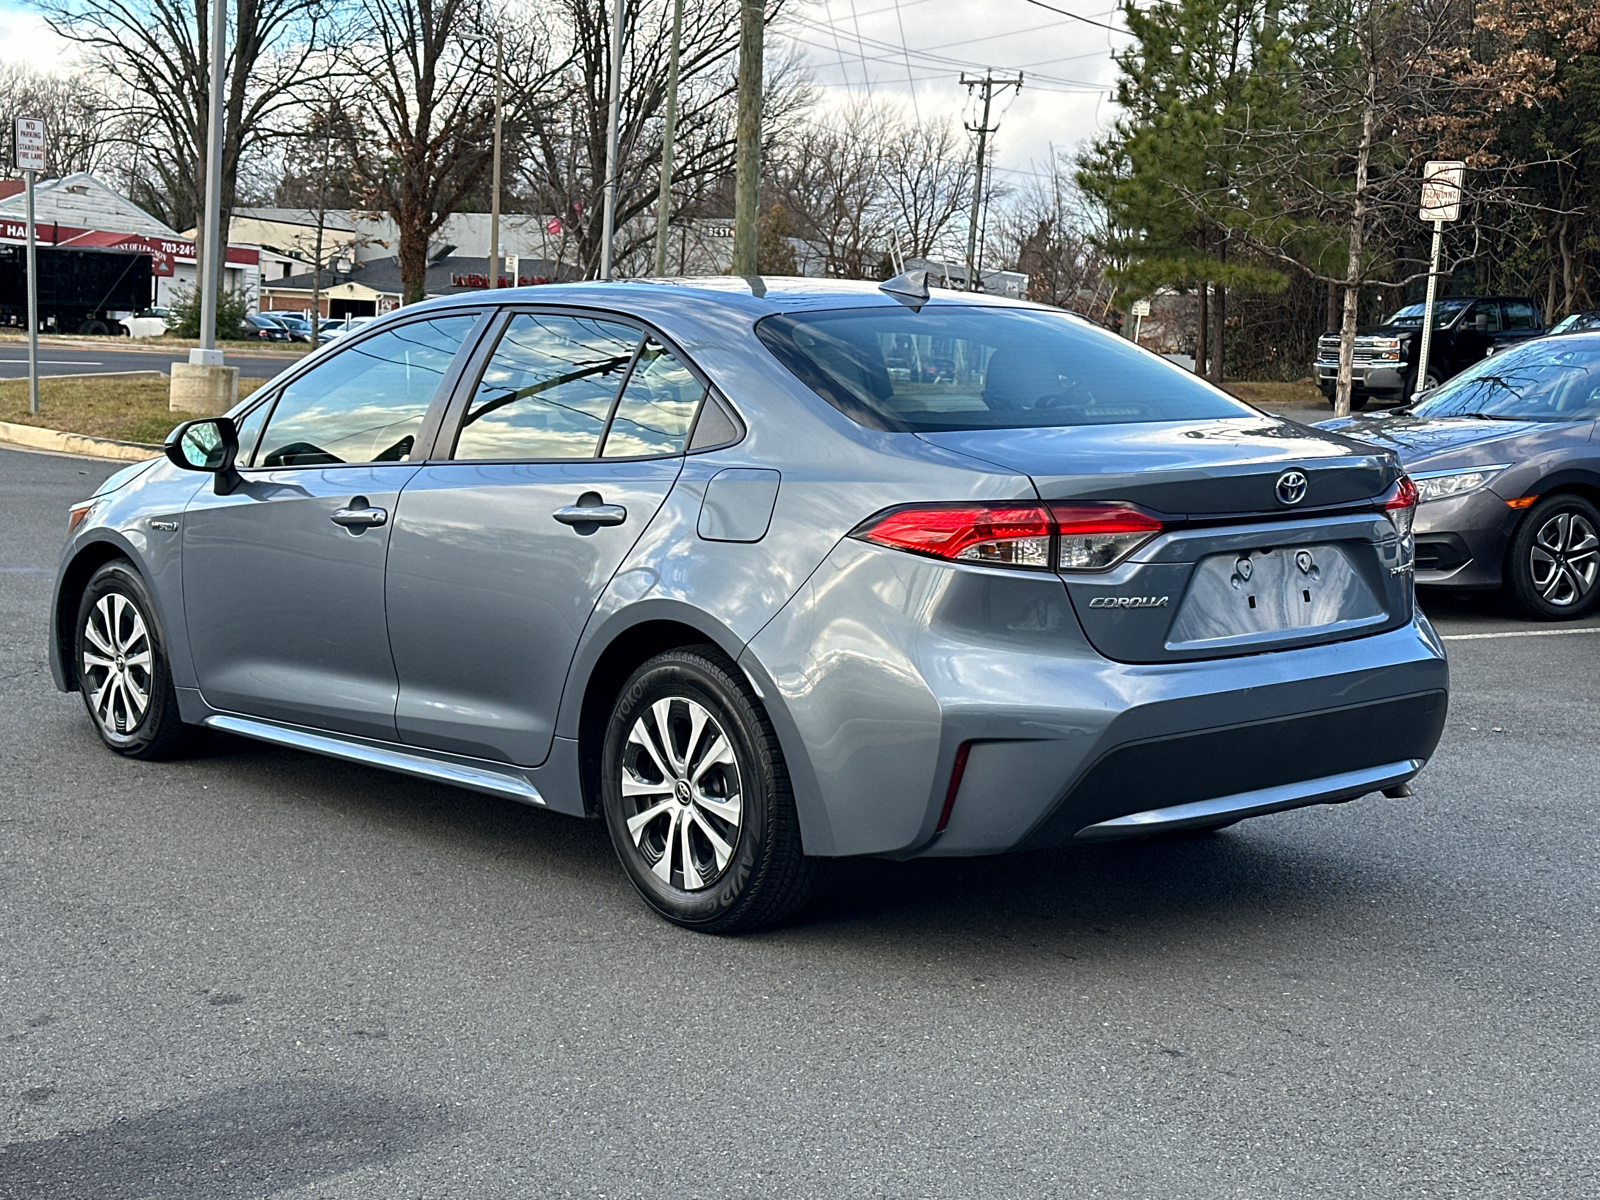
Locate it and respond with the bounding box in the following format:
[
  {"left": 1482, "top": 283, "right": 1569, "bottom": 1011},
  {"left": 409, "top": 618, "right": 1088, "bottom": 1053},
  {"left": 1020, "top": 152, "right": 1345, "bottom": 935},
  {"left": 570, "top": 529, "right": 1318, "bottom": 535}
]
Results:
[{"left": 755, "top": 305, "right": 1251, "bottom": 432}]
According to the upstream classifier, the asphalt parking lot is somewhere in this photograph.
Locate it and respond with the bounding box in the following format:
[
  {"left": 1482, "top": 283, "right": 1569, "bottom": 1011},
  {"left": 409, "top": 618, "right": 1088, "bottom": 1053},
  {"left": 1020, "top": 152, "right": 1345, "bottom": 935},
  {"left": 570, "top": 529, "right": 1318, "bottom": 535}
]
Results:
[{"left": 2, "top": 444, "right": 1596, "bottom": 1199}]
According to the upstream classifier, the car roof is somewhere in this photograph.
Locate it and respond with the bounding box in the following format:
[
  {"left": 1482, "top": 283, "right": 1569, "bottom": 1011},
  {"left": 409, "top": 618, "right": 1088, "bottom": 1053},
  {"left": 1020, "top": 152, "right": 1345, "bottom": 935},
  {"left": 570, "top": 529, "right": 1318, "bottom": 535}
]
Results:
[{"left": 405, "top": 275, "right": 1054, "bottom": 324}]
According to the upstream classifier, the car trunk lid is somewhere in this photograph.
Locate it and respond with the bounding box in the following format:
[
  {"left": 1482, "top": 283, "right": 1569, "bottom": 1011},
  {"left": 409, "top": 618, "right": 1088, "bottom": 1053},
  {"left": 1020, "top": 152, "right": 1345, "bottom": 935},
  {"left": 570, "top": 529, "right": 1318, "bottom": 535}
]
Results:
[{"left": 916, "top": 418, "right": 1413, "bottom": 663}]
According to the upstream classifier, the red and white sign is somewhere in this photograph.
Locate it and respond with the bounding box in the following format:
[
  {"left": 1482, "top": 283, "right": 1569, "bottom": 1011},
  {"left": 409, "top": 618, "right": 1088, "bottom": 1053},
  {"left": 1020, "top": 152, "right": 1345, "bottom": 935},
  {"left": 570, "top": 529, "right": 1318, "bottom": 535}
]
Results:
[
  {"left": 0, "top": 219, "right": 257, "bottom": 270},
  {"left": 15, "top": 117, "right": 45, "bottom": 173}
]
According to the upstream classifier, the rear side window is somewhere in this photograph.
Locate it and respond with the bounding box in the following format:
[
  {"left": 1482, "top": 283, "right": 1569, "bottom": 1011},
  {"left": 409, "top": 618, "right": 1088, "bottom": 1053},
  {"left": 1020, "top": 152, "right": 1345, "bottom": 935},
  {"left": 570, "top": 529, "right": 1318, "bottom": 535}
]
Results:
[
  {"left": 255, "top": 315, "right": 477, "bottom": 466},
  {"left": 755, "top": 306, "right": 1251, "bottom": 432},
  {"left": 1504, "top": 300, "right": 1538, "bottom": 331},
  {"left": 601, "top": 340, "right": 706, "bottom": 457},
  {"left": 453, "top": 314, "right": 640, "bottom": 460}
]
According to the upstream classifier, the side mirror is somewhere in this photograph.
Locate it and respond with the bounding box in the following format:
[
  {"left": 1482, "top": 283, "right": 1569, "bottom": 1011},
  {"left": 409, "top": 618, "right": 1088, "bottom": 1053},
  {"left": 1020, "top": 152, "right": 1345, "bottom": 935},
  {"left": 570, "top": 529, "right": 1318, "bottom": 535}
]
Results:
[
  {"left": 165, "top": 416, "right": 242, "bottom": 495},
  {"left": 1474, "top": 314, "right": 1489, "bottom": 333}
]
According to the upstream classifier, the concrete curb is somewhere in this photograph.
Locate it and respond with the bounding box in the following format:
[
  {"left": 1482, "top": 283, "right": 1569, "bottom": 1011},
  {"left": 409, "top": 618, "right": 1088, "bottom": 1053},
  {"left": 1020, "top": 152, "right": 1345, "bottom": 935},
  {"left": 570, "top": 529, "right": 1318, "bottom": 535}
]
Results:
[{"left": 0, "top": 419, "right": 160, "bottom": 461}]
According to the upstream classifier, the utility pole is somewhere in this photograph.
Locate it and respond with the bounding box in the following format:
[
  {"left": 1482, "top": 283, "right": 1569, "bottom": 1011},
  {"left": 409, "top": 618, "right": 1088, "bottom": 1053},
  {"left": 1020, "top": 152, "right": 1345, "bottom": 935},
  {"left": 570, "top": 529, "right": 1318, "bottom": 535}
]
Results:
[
  {"left": 653, "top": 0, "right": 686, "bottom": 276},
  {"left": 961, "top": 72, "right": 1021, "bottom": 293},
  {"left": 731, "top": 0, "right": 762, "bottom": 276},
  {"left": 600, "top": 0, "right": 625, "bottom": 280},
  {"left": 195, "top": 0, "right": 226, "bottom": 359},
  {"left": 489, "top": 30, "right": 503, "bottom": 287},
  {"left": 311, "top": 100, "right": 333, "bottom": 343}
]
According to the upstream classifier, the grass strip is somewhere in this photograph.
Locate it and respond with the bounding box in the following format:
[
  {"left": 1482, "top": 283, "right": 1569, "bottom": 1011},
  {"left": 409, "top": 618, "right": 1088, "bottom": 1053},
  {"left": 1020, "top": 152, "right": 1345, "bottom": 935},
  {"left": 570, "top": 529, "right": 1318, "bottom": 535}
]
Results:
[{"left": 0, "top": 375, "right": 267, "bottom": 447}]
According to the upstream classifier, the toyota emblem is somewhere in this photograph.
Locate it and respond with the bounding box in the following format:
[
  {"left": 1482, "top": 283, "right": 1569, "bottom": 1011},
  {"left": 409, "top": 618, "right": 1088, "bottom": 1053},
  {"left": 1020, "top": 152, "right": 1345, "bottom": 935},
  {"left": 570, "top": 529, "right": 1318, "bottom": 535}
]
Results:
[{"left": 1275, "top": 470, "right": 1309, "bottom": 506}]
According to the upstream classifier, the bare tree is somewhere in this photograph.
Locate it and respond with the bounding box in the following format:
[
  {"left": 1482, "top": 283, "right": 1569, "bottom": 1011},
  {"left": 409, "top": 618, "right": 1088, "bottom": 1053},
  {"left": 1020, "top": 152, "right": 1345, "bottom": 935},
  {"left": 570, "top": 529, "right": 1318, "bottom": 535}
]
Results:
[
  {"left": 40, "top": 0, "right": 331, "bottom": 235},
  {"left": 344, "top": 0, "right": 556, "bottom": 303},
  {"left": 880, "top": 116, "right": 972, "bottom": 262},
  {"left": 993, "top": 154, "right": 1111, "bottom": 312},
  {"left": 0, "top": 64, "right": 131, "bottom": 179}
]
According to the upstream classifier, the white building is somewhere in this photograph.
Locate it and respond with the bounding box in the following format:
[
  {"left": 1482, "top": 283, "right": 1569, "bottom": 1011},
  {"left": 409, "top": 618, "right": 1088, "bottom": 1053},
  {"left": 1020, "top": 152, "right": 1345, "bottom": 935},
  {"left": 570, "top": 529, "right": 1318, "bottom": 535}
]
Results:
[{"left": 0, "top": 173, "right": 261, "bottom": 311}]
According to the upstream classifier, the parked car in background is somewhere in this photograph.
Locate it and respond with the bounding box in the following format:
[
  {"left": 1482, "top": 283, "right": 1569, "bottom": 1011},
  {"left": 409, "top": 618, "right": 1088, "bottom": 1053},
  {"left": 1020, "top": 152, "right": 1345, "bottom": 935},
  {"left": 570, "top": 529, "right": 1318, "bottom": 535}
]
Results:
[
  {"left": 52, "top": 278, "right": 1448, "bottom": 932},
  {"left": 1316, "top": 296, "right": 1545, "bottom": 409},
  {"left": 123, "top": 307, "right": 172, "bottom": 338},
  {"left": 318, "top": 315, "right": 376, "bottom": 344},
  {"left": 236, "top": 314, "right": 293, "bottom": 342},
  {"left": 268, "top": 314, "right": 315, "bottom": 342},
  {"left": 1547, "top": 310, "right": 1600, "bottom": 337},
  {"left": 1319, "top": 331, "right": 1600, "bottom": 619}
]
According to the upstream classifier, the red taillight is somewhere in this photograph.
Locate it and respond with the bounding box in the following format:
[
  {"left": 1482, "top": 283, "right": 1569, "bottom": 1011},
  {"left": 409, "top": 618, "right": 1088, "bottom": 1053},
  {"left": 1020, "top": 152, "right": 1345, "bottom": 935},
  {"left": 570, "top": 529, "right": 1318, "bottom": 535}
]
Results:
[
  {"left": 1050, "top": 504, "right": 1164, "bottom": 571},
  {"left": 857, "top": 504, "right": 1053, "bottom": 568},
  {"left": 936, "top": 741, "right": 972, "bottom": 833},
  {"left": 1380, "top": 475, "right": 1418, "bottom": 537},
  {"left": 854, "top": 502, "right": 1164, "bottom": 572},
  {"left": 1384, "top": 475, "right": 1419, "bottom": 512}
]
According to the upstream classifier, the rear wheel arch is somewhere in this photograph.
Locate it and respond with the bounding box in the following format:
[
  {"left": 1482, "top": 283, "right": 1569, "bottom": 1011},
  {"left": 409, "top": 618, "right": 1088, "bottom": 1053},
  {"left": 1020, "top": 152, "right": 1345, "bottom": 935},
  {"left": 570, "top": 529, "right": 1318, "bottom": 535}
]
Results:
[{"left": 575, "top": 618, "right": 742, "bottom": 817}]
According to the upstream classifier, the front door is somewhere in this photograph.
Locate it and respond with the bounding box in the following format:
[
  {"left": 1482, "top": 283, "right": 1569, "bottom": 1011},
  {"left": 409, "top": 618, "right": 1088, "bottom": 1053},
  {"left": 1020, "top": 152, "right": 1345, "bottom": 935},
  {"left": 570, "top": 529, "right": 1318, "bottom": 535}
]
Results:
[
  {"left": 182, "top": 312, "right": 482, "bottom": 739},
  {"left": 385, "top": 312, "right": 709, "bottom": 765}
]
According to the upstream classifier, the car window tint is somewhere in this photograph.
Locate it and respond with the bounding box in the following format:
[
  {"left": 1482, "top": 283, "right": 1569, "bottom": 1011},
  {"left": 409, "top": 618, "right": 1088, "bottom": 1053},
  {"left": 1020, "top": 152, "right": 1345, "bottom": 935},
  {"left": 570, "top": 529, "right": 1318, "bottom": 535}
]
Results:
[
  {"left": 600, "top": 341, "right": 705, "bottom": 457},
  {"left": 454, "top": 314, "right": 641, "bottom": 460},
  {"left": 1504, "top": 300, "right": 1538, "bottom": 331},
  {"left": 1414, "top": 339, "right": 1600, "bottom": 421},
  {"left": 255, "top": 315, "right": 476, "bottom": 467},
  {"left": 1470, "top": 301, "right": 1503, "bottom": 332},
  {"left": 757, "top": 306, "right": 1250, "bottom": 432}
]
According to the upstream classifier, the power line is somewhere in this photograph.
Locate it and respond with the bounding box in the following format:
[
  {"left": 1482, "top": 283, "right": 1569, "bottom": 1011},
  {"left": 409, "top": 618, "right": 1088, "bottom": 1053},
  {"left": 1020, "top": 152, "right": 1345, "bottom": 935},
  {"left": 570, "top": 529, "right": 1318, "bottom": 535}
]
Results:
[
  {"left": 1015, "top": 0, "right": 1128, "bottom": 34},
  {"left": 892, "top": 0, "right": 921, "bottom": 120}
]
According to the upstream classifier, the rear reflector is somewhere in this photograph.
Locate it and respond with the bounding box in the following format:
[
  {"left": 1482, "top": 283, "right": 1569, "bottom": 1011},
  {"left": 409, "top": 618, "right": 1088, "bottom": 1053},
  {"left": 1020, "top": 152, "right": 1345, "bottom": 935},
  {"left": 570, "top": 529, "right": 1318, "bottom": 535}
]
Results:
[
  {"left": 936, "top": 741, "right": 972, "bottom": 833},
  {"left": 854, "top": 502, "right": 1164, "bottom": 572}
]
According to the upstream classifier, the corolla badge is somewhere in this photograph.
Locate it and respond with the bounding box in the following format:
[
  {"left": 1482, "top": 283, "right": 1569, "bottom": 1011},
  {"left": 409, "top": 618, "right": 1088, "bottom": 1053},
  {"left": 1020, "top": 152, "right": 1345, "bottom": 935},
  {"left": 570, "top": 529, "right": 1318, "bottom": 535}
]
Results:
[
  {"left": 1088, "top": 595, "right": 1170, "bottom": 609},
  {"left": 1275, "top": 470, "right": 1309, "bottom": 506}
]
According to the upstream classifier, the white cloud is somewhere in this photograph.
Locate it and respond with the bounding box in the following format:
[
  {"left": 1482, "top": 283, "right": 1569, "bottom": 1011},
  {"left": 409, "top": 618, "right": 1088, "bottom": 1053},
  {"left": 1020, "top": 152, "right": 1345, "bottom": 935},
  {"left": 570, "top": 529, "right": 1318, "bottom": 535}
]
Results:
[
  {"left": 777, "top": 0, "right": 1126, "bottom": 178},
  {"left": 0, "top": 3, "right": 83, "bottom": 74}
]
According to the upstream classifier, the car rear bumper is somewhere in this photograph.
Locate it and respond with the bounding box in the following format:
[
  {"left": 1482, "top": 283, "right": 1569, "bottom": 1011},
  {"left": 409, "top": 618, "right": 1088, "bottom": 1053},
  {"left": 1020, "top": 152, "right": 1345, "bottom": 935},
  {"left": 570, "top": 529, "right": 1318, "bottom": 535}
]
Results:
[{"left": 744, "top": 539, "right": 1450, "bottom": 859}]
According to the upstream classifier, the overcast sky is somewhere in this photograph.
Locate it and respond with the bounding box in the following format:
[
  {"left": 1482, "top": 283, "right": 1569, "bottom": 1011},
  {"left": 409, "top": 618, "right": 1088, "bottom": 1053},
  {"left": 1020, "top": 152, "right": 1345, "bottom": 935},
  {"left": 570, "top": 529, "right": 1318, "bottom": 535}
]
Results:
[{"left": 0, "top": 0, "right": 1127, "bottom": 184}]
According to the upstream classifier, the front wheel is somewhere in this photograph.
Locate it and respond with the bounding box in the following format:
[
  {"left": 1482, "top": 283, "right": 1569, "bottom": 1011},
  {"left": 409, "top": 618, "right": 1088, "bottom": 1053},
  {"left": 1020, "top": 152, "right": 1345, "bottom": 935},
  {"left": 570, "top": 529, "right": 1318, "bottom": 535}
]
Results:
[
  {"left": 601, "top": 647, "right": 817, "bottom": 933},
  {"left": 1506, "top": 495, "right": 1600, "bottom": 619},
  {"left": 75, "top": 561, "right": 199, "bottom": 758}
]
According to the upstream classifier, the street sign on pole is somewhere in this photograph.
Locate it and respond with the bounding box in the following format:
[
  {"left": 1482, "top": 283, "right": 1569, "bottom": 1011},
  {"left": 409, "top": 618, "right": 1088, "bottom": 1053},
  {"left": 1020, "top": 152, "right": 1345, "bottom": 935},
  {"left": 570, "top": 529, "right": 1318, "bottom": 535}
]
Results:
[
  {"left": 1130, "top": 298, "right": 1150, "bottom": 345},
  {"left": 16, "top": 117, "right": 44, "bottom": 415},
  {"left": 1419, "top": 160, "right": 1465, "bottom": 223},
  {"left": 1415, "top": 160, "right": 1466, "bottom": 397}
]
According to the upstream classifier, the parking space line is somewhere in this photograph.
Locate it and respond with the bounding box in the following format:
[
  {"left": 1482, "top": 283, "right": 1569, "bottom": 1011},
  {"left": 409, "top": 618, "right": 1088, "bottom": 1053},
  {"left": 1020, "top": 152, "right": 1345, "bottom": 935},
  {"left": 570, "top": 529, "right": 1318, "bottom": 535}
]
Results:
[{"left": 1440, "top": 627, "right": 1600, "bottom": 641}]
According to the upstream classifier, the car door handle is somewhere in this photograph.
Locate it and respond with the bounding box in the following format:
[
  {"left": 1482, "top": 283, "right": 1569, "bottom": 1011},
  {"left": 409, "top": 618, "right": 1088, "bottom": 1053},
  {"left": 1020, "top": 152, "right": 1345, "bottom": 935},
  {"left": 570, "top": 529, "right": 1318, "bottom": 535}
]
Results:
[
  {"left": 552, "top": 504, "right": 627, "bottom": 527},
  {"left": 330, "top": 505, "right": 388, "bottom": 528}
]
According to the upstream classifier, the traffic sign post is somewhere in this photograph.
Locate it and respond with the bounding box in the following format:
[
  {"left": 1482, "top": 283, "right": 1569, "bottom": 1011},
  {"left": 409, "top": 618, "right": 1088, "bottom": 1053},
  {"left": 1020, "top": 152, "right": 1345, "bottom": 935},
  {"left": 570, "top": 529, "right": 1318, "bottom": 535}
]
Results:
[
  {"left": 1416, "top": 160, "right": 1465, "bottom": 397},
  {"left": 1130, "top": 297, "right": 1151, "bottom": 345},
  {"left": 16, "top": 117, "right": 45, "bottom": 415}
]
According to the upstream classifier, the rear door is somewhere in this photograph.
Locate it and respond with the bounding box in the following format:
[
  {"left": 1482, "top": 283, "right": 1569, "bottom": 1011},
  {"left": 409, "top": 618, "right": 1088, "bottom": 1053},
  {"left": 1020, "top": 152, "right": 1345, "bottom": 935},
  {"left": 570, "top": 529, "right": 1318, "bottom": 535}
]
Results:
[
  {"left": 384, "top": 309, "right": 712, "bottom": 765},
  {"left": 181, "top": 311, "right": 485, "bottom": 738}
]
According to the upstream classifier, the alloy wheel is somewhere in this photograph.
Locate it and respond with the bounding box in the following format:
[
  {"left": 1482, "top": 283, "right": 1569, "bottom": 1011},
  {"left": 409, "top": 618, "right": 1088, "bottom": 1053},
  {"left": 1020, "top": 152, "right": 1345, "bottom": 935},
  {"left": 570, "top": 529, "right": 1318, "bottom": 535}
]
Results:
[
  {"left": 619, "top": 697, "right": 743, "bottom": 891},
  {"left": 81, "top": 593, "right": 153, "bottom": 737},
  {"left": 1529, "top": 511, "right": 1599, "bottom": 607}
]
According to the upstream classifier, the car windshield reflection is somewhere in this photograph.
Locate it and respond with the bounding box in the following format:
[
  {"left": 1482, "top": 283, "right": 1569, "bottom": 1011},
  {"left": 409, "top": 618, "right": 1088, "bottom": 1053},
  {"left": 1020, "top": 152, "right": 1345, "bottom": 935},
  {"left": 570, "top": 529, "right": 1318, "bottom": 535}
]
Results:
[{"left": 1412, "top": 339, "right": 1600, "bottom": 422}]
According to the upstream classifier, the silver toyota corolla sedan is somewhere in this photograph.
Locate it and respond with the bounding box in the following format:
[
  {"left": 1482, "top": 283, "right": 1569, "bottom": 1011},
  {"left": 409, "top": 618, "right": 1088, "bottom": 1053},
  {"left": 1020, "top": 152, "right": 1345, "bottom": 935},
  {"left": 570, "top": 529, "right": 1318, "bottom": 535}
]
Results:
[{"left": 51, "top": 277, "right": 1449, "bottom": 931}]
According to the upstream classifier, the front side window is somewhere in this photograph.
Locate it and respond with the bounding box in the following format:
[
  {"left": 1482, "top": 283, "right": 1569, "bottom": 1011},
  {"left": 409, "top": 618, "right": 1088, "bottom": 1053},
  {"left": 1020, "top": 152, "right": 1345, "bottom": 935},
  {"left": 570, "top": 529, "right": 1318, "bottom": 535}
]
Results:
[
  {"left": 453, "top": 314, "right": 641, "bottom": 460},
  {"left": 756, "top": 305, "right": 1251, "bottom": 432},
  {"left": 1469, "top": 301, "right": 1503, "bottom": 332},
  {"left": 254, "top": 314, "right": 477, "bottom": 467}
]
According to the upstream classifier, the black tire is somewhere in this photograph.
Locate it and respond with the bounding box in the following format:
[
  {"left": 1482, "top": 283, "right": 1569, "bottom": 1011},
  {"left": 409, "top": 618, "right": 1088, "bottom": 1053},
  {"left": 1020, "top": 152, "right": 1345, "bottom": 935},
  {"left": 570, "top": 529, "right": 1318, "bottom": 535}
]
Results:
[
  {"left": 75, "top": 560, "right": 201, "bottom": 759},
  {"left": 600, "top": 646, "right": 817, "bottom": 933},
  {"left": 77, "top": 319, "right": 109, "bottom": 336},
  {"left": 1348, "top": 393, "right": 1370, "bottom": 411},
  {"left": 1505, "top": 494, "right": 1600, "bottom": 620}
]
